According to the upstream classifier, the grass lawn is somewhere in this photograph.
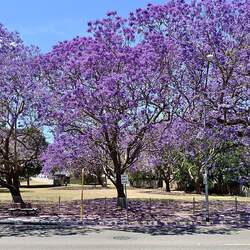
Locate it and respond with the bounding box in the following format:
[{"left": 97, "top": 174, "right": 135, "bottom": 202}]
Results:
[{"left": 0, "top": 178, "right": 249, "bottom": 203}]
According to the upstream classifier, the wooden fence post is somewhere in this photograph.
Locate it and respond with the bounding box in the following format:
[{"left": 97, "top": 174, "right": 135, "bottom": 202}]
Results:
[
  {"left": 235, "top": 197, "right": 238, "bottom": 214},
  {"left": 193, "top": 197, "right": 195, "bottom": 215},
  {"left": 58, "top": 196, "right": 61, "bottom": 213}
]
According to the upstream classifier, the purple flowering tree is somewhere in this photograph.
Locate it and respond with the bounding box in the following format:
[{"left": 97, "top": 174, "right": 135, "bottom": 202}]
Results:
[
  {"left": 130, "top": 0, "right": 249, "bottom": 137},
  {"left": 143, "top": 120, "right": 193, "bottom": 192},
  {"left": 39, "top": 0, "right": 249, "bottom": 205},
  {"left": 0, "top": 24, "right": 43, "bottom": 205},
  {"left": 39, "top": 12, "right": 177, "bottom": 207},
  {"left": 129, "top": 0, "right": 249, "bottom": 193},
  {"left": 41, "top": 132, "right": 108, "bottom": 186}
]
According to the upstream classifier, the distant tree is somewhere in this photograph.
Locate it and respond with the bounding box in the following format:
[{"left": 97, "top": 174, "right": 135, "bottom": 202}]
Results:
[
  {"left": 20, "top": 127, "right": 47, "bottom": 186},
  {"left": 210, "top": 142, "right": 250, "bottom": 194}
]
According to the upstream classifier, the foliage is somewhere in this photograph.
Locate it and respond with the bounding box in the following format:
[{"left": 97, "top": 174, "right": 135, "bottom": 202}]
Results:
[
  {"left": 0, "top": 24, "right": 44, "bottom": 204},
  {"left": 37, "top": 0, "right": 249, "bottom": 201},
  {"left": 210, "top": 143, "right": 250, "bottom": 193}
]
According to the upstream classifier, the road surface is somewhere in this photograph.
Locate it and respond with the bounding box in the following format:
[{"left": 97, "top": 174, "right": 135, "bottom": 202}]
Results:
[{"left": 0, "top": 226, "right": 249, "bottom": 249}]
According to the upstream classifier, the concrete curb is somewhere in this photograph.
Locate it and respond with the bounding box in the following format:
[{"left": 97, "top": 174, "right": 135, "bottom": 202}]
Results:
[{"left": 0, "top": 220, "right": 64, "bottom": 226}]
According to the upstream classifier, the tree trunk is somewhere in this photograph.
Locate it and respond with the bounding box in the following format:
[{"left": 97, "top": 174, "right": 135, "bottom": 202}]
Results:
[
  {"left": 194, "top": 179, "right": 201, "bottom": 194},
  {"left": 164, "top": 178, "right": 171, "bottom": 192},
  {"left": 10, "top": 186, "right": 25, "bottom": 205},
  {"left": 1, "top": 175, "right": 26, "bottom": 207},
  {"left": 107, "top": 138, "right": 126, "bottom": 208},
  {"left": 12, "top": 175, "right": 25, "bottom": 206},
  {"left": 96, "top": 174, "right": 105, "bottom": 187},
  {"left": 164, "top": 167, "right": 171, "bottom": 192},
  {"left": 157, "top": 178, "right": 163, "bottom": 188},
  {"left": 27, "top": 174, "right": 30, "bottom": 187},
  {"left": 116, "top": 172, "right": 126, "bottom": 209}
]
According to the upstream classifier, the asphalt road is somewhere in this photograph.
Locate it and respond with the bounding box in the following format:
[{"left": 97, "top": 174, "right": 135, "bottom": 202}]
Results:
[{"left": 0, "top": 227, "right": 250, "bottom": 250}]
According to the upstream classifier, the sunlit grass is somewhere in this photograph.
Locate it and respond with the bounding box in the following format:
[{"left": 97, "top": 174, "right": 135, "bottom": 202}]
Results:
[{"left": 0, "top": 183, "right": 249, "bottom": 203}]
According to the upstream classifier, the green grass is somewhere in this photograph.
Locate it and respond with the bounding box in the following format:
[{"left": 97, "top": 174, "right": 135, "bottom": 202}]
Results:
[{"left": 0, "top": 184, "right": 249, "bottom": 203}]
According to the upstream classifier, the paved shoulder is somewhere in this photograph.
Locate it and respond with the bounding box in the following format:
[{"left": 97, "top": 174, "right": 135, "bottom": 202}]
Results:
[{"left": 0, "top": 227, "right": 250, "bottom": 250}]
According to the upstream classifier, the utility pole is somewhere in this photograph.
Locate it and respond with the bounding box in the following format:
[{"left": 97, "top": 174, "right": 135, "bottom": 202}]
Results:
[
  {"left": 203, "top": 54, "right": 213, "bottom": 222},
  {"left": 80, "top": 168, "right": 84, "bottom": 222}
]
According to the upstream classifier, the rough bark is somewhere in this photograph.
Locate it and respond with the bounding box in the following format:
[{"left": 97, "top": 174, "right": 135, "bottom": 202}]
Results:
[
  {"left": 194, "top": 178, "right": 202, "bottom": 194},
  {"left": 96, "top": 174, "right": 104, "bottom": 187},
  {"left": 0, "top": 176, "right": 26, "bottom": 207},
  {"left": 115, "top": 171, "right": 126, "bottom": 208},
  {"left": 10, "top": 186, "right": 25, "bottom": 205},
  {"left": 27, "top": 174, "right": 30, "bottom": 187},
  {"left": 164, "top": 177, "right": 171, "bottom": 192},
  {"left": 157, "top": 178, "right": 163, "bottom": 188}
]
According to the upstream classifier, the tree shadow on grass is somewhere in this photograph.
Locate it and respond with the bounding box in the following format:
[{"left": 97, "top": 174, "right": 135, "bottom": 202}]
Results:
[{"left": 0, "top": 198, "right": 249, "bottom": 237}]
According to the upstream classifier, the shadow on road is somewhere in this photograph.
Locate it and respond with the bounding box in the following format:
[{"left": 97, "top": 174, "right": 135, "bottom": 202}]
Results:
[
  {"left": 0, "top": 223, "right": 249, "bottom": 238},
  {"left": 116, "top": 223, "right": 250, "bottom": 236},
  {"left": 0, "top": 224, "right": 102, "bottom": 238}
]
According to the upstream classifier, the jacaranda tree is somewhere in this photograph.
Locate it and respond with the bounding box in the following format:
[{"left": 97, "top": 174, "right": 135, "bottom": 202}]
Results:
[
  {"left": 130, "top": 0, "right": 249, "bottom": 138},
  {"left": 0, "top": 24, "right": 43, "bottom": 205},
  {"left": 39, "top": 12, "right": 177, "bottom": 207},
  {"left": 42, "top": 132, "right": 108, "bottom": 186},
  {"left": 129, "top": 0, "right": 249, "bottom": 192},
  {"left": 40, "top": 0, "right": 249, "bottom": 206}
]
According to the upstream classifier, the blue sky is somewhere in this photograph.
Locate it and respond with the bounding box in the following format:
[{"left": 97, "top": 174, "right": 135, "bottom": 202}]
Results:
[{"left": 1, "top": 0, "right": 166, "bottom": 53}]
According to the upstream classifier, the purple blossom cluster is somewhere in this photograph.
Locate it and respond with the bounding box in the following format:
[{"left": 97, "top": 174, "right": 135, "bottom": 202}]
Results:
[
  {"left": 0, "top": 0, "right": 249, "bottom": 202},
  {"left": 37, "top": 0, "right": 249, "bottom": 199}
]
